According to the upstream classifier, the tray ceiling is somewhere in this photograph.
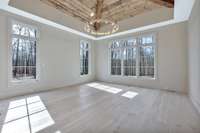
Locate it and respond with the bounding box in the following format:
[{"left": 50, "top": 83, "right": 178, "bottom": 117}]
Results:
[
  {"left": 40, "top": 0, "right": 174, "bottom": 26},
  {"left": 6, "top": 0, "right": 178, "bottom": 39}
]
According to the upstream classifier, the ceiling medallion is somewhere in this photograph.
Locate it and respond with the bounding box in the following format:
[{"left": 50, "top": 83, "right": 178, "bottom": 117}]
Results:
[{"left": 84, "top": 18, "right": 119, "bottom": 36}]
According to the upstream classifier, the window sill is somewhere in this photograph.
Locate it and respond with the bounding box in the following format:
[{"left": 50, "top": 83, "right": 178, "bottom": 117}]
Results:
[
  {"left": 9, "top": 78, "right": 39, "bottom": 87},
  {"left": 137, "top": 76, "right": 156, "bottom": 80},
  {"left": 109, "top": 75, "right": 156, "bottom": 80},
  {"left": 80, "top": 74, "right": 90, "bottom": 77}
]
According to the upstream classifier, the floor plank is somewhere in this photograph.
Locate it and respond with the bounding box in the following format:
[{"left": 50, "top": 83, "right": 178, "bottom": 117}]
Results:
[{"left": 0, "top": 82, "right": 200, "bottom": 133}]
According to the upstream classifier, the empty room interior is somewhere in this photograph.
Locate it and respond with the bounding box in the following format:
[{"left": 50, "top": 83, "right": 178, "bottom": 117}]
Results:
[{"left": 0, "top": 0, "right": 200, "bottom": 133}]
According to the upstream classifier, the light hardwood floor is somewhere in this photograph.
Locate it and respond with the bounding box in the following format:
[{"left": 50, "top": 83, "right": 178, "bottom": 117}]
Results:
[{"left": 0, "top": 82, "right": 200, "bottom": 133}]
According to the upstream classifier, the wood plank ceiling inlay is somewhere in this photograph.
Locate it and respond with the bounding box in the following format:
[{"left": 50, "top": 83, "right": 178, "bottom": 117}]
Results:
[{"left": 40, "top": 0, "right": 174, "bottom": 30}]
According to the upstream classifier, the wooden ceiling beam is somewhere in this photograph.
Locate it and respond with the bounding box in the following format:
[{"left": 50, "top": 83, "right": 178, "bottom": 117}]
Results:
[
  {"left": 94, "top": 0, "right": 104, "bottom": 31},
  {"left": 103, "top": 0, "right": 119, "bottom": 6},
  {"left": 148, "top": 0, "right": 174, "bottom": 8},
  {"left": 61, "top": 0, "right": 93, "bottom": 15},
  {"left": 104, "top": 5, "right": 152, "bottom": 22},
  {"left": 103, "top": 0, "right": 130, "bottom": 12},
  {"left": 41, "top": 0, "right": 166, "bottom": 32},
  {"left": 40, "top": 0, "right": 90, "bottom": 22},
  {"left": 77, "top": 0, "right": 97, "bottom": 10},
  {"left": 57, "top": 0, "right": 91, "bottom": 17},
  {"left": 102, "top": 0, "right": 142, "bottom": 19}
]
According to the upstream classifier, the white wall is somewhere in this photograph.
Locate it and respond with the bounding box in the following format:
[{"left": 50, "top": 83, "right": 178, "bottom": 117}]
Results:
[
  {"left": 0, "top": 10, "right": 96, "bottom": 99},
  {"left": 95, "top": 22, "right": 188, "bottom": 93},
  {"left": 188, "top": 0, "right": 200, "bottom": 113},
  {"left": 0, "top": 1, "right": 194, "bottom": 101}
]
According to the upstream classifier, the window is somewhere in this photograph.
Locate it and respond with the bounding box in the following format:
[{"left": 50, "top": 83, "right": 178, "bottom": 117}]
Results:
[
  {"left": 111, "top": 41, "right": 121, "bottom": 75},
  {"left": 139, "top": 36, "right": 155, "bottom": 77},
  {"left": 110, "top": 35, "right": 156, "bottom": 78},
  {"left": 11, "top": 21, "right": 38, "bottom": 81},
  {"left": 80, "top": 40, "right": 89, "bottom": 75},
  {"left": 123, "top": 39, "right": 137, "bottom": 76}
]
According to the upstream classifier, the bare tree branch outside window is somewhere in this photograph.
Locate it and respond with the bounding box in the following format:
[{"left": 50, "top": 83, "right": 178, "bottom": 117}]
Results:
[
  {"left": 110, "top": 35, "right": 155, "bottom": 78},
  {"left": 80, "top": 41, "right": 89, "bottom": 75},
  {"left": 12, "top": 22, "right": 37, "bottom": 80}
]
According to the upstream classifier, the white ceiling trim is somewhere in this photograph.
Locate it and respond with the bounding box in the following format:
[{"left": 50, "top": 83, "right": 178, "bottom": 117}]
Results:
[
  {"left": 96, "top": 19, "right": 178, "bottom": 40},
  {"left": 0, "top": 0, "right": 196, "bottom": 41}
]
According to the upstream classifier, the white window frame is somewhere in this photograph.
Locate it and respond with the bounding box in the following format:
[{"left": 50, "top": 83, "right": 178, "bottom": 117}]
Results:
[
  {"left": 80, "top": 40, "right": 91, "bottom": 76},
  {"left": 109, "top": 34, "right": 157, "bottom": 80},
  {"left": 122, "top": 39, "right": 138, "bottom": 77},
  {"left": 109, "top": 41, "right": 122, "bottom": 76},
  {"left": 8, "top": 19, "right": 40, "bottom": 85}
]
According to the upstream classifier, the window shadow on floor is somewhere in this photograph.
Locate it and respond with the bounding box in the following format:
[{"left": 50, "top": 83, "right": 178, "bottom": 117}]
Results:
[
  {"left": 87, "top": 82, "right": 139, "bottom": 99},
  {"left": 1, "top": 96, "right": 55, "bottom": 133}
]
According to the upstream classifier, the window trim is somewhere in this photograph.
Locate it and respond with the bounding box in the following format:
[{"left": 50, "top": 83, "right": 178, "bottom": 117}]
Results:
[
  {"left": 108, "top": 33, "right": 157, "bottom": 80},
  {"left": 80, "top": 40, "right": 91, "bottom": 77},
  {"left": 8, "top": 19, "right": 40, "bottom": 85}
]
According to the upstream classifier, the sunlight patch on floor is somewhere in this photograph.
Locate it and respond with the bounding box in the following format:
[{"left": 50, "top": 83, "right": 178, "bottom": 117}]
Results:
[
  {"left": 121, "top": 91, "right": 138, "bottom": 99},
  {"left": 1, "top": 96, "right": 55, "bottom": 133},
  {"left": 87, "top": 83, "right": 123, "bottom": 94},
  {"left": 8, "top": 99, "right": 26, "bottom": 109},
  {"left": 1, "top": 117, "right": 30, "bottom": 133},
  {"left": 30, "top": 110, "right": 54, "bottom": 133},
  {"left": 55, "top": 131, "right": 61, "bottom": 133}
]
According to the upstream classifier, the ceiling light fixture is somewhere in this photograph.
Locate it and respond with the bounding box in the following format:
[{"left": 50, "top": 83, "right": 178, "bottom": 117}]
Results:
[
  {"left": 84, "top": 19, "right": 119, "bottom": 36},
  {"left": 90, "top": 12, "right": 95, "bottom": 17}
]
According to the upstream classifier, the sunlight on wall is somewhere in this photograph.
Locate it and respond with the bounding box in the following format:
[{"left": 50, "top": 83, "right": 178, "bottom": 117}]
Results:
[
  {"left": 87, "top": 83, "right": 123, "bottom": 94},
  {"left": 121, "top": 91, "right": 138, "bottom": 99},
  {"left": 1, "top": 96, "right": 55, "bottom": 133}
]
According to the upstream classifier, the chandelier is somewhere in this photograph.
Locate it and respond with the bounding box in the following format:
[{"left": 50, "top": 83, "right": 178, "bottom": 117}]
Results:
[{"left": 84, "top": 19, "right": 119, "bottom": 36}]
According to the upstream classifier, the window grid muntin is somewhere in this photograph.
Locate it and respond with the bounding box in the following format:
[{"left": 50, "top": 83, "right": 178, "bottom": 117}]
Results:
[
  {"left": 122, "top": 40, "right": 137, "bottom": 76},
  {"left": 138, "top": 44, "right": 155, "bottom": 78},
  {"left": 111, "top": 48, "right": 122, "bottom": 75},
  {"left": 110, "top": 35, "right": 156, "bottom": 78},
  {"left": 80, "top": 41, "right": 89, "bottom": 75},
  {"left": 11, "top": 21, "right": 38, "bottom": 81}
]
